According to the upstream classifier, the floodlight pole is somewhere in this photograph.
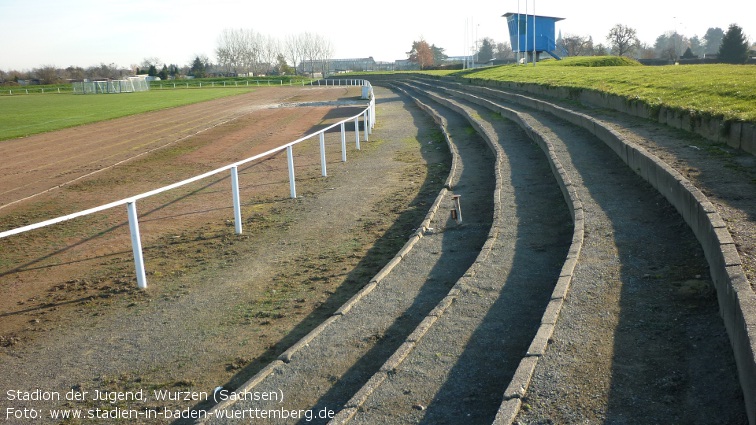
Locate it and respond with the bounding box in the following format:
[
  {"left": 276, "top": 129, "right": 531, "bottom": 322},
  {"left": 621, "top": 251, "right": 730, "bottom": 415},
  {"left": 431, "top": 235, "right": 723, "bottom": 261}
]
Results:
[
  {"left": 533, "top": 0, "right": 537, "bottom": 66},
  {"left": 517, "top": 0, "right": 521, "bottom": 64},
  {"left": 524, "top": 0, "right": 528, "bottom": 63}
]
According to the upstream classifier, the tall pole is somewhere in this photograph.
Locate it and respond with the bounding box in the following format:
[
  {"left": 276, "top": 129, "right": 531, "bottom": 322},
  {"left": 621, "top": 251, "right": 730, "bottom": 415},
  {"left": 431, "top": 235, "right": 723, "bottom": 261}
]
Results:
[
  {"left": 470, "top": 17, "right": 474, "bottom": 68},
  {"left": 517, "top": 0, "right": 520, "bottom": 64},
  {"left": 464, "top": 18, "right": 468, "bottom": 69},
  {"left": 533, "top": 0, "right": 537, "bottom": 66},
  {"left": 525, "top": 0, "right": 528, "bottom": 63},
  {"left": 475, "top": 24, "right": 479, "bottom": 66}
]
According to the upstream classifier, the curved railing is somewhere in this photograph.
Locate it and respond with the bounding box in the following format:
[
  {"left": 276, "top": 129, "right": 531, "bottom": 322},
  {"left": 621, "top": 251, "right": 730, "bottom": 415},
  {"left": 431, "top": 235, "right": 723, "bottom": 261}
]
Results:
[{"left": 0, "top": 80, "right": 376, "bottom": 289}]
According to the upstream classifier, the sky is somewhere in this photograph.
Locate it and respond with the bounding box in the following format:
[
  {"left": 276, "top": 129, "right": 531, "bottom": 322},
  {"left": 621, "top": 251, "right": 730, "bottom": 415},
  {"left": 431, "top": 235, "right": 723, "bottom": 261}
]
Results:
[{"left": 1, "top": 0, "right": 754, "bottom": 71}]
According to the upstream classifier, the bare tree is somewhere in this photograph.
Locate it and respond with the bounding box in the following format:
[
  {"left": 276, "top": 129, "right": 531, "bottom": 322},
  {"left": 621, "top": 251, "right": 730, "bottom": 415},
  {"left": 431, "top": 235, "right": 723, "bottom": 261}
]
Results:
[
  {"left": 258, "top": 35, "right": 281, "bottom": 75},
  {"left": 34, "top": 65, "right": 61, "bottom": 84},
  {"left": 298, "top": 32, "right": 333, "bottom": 77},
  {"left": 216, "top": 28, "right": 260, "bottom": 75},
  {"left": 607, "top": 24, "right": 639, "bottom": 57},
  {"left": 284, "top": 33, "right": 306, "bottom": 75},
  {"left": 316, "top": 35, "right": 334, "bottom": 76},
  {"left": 592, "top": 43, "right": 609, "bottom": 56},
  {"left": 654, "top": 31, "right": 687, "bottom": 61},
  {"left": 86, "top": 63, "right": 126, "bottom": 80},
  {"left": 494, "top": 42, "right": 514, "bottom": 60},
  {"left": 638, "top": 42, "right": 657, "bottom": 59},
  {"left": 560, "top": 34, "right": 593, "bottom": 56}
]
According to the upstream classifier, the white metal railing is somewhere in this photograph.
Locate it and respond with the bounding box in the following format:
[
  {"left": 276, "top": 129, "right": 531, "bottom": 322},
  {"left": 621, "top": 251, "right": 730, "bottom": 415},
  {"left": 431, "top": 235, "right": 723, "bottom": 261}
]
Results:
[
  {"left": 2, "top": 78, "right": 370, "bottom": 95},
  {"left": 0, "top": 80, "right": 376, "bottom": 289}
]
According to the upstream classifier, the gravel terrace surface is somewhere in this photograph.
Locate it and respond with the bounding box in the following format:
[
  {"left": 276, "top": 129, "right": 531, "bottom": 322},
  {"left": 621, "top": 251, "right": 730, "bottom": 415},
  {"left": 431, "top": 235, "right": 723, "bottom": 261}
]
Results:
[
  {"left": 207, "top": 83, "right": 497, "bottom": 424},
  {"left": 0, "top": 85, "right": 447, "bottom": 424},
  {"left": 435, "top": 83, "right": 749, "bottom": 424},
  {"left": 205, "top": 79, "right": 750, "bottom": 424},
  {"left": 339, "top": 83, "right": 573, "bottom": 424},
  {"left": 1, "top": 79, "right": 752, "bottom": 425}
]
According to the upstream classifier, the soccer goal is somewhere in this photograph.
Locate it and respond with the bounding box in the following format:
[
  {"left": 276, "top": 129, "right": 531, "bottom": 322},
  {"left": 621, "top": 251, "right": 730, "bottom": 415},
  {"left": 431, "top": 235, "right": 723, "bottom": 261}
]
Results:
[{"left": 73, "top": 76, "right": 150, "bottom": 94}]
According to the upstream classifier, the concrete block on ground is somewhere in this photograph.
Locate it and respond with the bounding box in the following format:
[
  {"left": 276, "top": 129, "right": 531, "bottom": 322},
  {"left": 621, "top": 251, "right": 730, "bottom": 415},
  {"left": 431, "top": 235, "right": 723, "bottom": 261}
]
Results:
[
  {"left": 551, "top": 275, "right": 573, "bottom": 300},
  {"left": 279, "top": 316, "right": 340, "bottom": 363},
  {"left": 503, "top": 356, "right": 539, "bottom": 400},
  {"left": 335, "top": 281, "right": 378, "bottom": 316},
  {"left": 560, "top": 257, "right": 579, "bottom": 278},
  {"left": 741, "top": 123, "right": 755, "bottom": 156},
  {"left": 373, "top": 256, "right": 402, "bottom": 283},
  {"left": 344, "top": 372, "right": 388, "bottom": 409},
  {"left": 492, "top": 398, "right": 522, "bottom": 425},
  {"left": 641, "top": 152, "right": 659, "bottom": 189},
  {"left": 526, "top": 323, "right": 555, "bottom": 357},
  {"left": 541, "top": 298, "right": 564, "bottom": 325},
  {"left": 728, "top": 122, "right": 743, "bottom": 150},
  {"left": 380, "top": 341, "right": 417, "bottom": 373},
  {"left": 407, "top": 315, "right": 439, "bottom": 342},
  {"left": 328, "top": 407, "right": 358, "bottom": 425}
]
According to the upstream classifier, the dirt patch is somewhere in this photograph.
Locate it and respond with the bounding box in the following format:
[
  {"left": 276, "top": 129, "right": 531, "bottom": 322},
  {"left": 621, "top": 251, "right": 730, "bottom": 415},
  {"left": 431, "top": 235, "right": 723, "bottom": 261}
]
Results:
[
  {"left": 0, "top": 87, "right": 362, "bottom": 336},
  {"left": 0, "top": 86, "right": 448, "bottom": 422}
]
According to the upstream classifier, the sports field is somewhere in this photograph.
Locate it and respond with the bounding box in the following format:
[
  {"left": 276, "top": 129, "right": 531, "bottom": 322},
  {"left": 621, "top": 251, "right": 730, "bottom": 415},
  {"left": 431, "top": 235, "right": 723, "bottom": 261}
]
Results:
[{"left": 0, "top": 87, "right": 256, "bottom": 141}]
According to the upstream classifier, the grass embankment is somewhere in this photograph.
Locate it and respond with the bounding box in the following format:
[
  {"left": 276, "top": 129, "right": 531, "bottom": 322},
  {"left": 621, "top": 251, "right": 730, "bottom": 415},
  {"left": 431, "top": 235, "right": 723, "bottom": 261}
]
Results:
[
  {"left": 0, "top": 88, "right": 254, "bottom": 141},
  {"left": 362, "top": 57, "right": 756, "bottom": 123}
]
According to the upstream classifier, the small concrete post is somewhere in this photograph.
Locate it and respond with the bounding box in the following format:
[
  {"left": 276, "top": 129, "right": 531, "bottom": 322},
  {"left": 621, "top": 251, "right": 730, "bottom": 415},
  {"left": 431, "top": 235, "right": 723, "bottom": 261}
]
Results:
[
  {"left": 287, "top": 145, "right": 296, "bottom": 198},
  {"left": 451, "top": 194, "right": 463, "bottom": 225},
  {"left": 340, "top": 122, "right": 347, "bottom": 162},
  {"left": 319, "top": 132, "right": 327, "bottom": 177},
  {"left": 126, "top": 201, "right": 148, "bottom": 289},
  {"left": 354, "top": 117, "right": 361, "bottom": 150},
  {"left": 363, "top": 111, "right": 369, "bottom": 141},
  {"left": 231, "top": 166, "right": 242, "bottom": 234}
]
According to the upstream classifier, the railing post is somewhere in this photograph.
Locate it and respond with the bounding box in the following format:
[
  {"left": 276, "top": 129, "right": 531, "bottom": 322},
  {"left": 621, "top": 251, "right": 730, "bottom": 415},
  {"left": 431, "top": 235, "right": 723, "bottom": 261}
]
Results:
[
  {"left": 340, "top": 122, "right": 347, "bottom": 162},
  {"left": 363, "top": 111, "right": 369, "bottom": 141},
  {"left": 126, "top": 201, "right": 147, "bottom": 289},
  {"left": 287, "top": 145, "right": 296, "bottom": 198},
  {"left": 231, "top": 166, "right": 242, "bottom": 234},
  {"left": 319, "top": 132, "right": 327, "bottom": 177},
  {"left": 354, "top": 117, "right": 361, "bottom": 150}
]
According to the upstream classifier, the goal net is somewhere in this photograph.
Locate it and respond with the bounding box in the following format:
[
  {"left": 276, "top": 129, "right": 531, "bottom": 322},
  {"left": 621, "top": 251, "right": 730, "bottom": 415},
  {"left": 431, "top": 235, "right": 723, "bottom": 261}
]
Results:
[{"left": 73, "top": 76, "right": 150, "bottom": 94}]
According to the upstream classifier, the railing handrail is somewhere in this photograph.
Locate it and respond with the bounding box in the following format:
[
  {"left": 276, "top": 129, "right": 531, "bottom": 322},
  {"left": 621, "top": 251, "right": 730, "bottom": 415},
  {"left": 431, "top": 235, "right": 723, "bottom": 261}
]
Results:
[
  {"left": 0, "top": 81, "right": 373, "bottom": 240},
  {"left": 2, "top": 79, "right": 376, "bottom": 288}
]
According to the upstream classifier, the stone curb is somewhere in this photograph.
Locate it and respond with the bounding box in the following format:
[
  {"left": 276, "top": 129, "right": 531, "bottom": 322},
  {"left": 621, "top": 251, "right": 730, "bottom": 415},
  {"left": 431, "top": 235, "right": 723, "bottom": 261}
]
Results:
[
  {"left": 325, "top": 82, "right": 510, "bottom": 423},
  {"left": 407, "top": 80, "right": 585, "bottom": 424},
  {"left": 443, "top": 79, "right": 755, "bottom": 425},
  {"left": 195, "top": 85, "right": 461, "bottom": 424},
  {"left": 459, "top": 77, "right": 756, "bottom": 156}
]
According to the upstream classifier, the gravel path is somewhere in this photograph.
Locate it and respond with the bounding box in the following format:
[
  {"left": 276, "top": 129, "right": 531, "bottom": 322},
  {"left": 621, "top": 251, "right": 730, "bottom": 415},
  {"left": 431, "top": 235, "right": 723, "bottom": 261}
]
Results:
[
  {"left": 3, "top": 78, "right": 751, "bottom": 425},
  {"left": 336, "top": 82, "right": 573, "bottom": 424},
  {"left": 206, "top": 82, "right": 498, "bottom": 425},
  {"left": 426, "top": 80, "right": 748, "bottom": 424},
  {"left": 201, "top": 78, "right": 750, "bottom": 424}
]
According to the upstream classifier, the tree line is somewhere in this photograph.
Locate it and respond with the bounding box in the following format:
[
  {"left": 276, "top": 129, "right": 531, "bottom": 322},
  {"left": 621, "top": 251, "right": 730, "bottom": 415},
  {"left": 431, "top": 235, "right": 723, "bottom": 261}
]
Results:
[
  {"left": 569, "top": 23, "right": 750, "bottom": 63},
  {"left": 0, "top": 28, "right": 334, "bottom": 85},
  {"left": 408, "top": 22, "right": 751, "bottom": 69},
  {"left": 2, "top": 22, "right": 752, "bottom": 84}
]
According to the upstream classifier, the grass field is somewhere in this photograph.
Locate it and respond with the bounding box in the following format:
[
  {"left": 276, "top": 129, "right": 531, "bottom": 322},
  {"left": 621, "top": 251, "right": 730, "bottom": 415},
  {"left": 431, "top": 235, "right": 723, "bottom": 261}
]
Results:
[
  {"left": 358, "top": 57, "right": 756, "bottom": 123},
  {"left": 457, "top": 61, "right": 756, "bottom": 122},
  {"left": 0, "top": 88, "right": 256, "bottom": 141}
]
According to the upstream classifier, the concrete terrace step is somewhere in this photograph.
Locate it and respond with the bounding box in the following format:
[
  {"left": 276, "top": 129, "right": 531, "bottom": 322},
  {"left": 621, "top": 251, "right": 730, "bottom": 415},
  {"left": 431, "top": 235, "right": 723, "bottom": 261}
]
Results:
[
  {"left": 426, "top": 78, "right": 748, "bottom": 423},
  {"left": 201, "top": 84, "right": 498, "bottom": 424},
  {"left": 198, "top": 77, "right": 751, "bottom": 425},
  {"left": 325, "top": 82, "right": 574, "bottom": 424}
]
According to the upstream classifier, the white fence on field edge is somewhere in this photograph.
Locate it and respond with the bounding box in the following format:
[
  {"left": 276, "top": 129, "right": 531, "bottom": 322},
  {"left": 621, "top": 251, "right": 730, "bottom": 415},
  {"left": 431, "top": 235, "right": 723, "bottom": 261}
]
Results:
[
  {"left": 0, "top": 80, "right": 376, "bottom": 289},
  {"left": 153, "top": 78, "right": 371, "bottom": 89},
  {"left": 1, "top": 78, "right": 368, "bottom": 95}
]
